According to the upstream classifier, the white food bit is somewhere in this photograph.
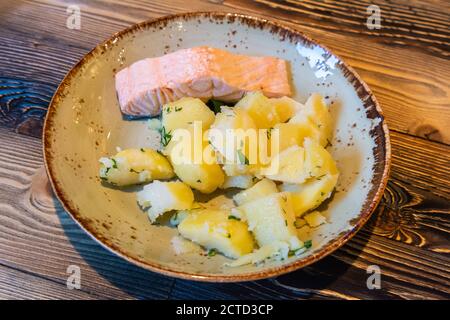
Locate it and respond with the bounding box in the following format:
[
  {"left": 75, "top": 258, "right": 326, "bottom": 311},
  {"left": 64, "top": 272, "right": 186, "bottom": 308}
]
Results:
[
  {"left": 171, "top": 236, "right": 200, "bottom": 255},
  {"left": 115, "top": 156, "right": 126, "bottom": 166},
  {"left": 170, "top": 211, "right": 190, "bottom": 226},
  {"left": 304, "top": 211, "right": 327, "bottom": 227},
  {"left": 148, "top": 118, "right": 162, "bottom": 131},
  {"left": 138, "top": 170, "right": 150, "bottom": 182},
  {"left": 136, "top": 181, "right": 192, "bottom": 223},
  {"left": 99, "top": 157, "right": 113, "bottom": 168},
  {"left": 227, "top": 241, "right": 289, "bottom": 267},
  {"left": 116, "top": 146, "right": 122, "bottom": 152}
]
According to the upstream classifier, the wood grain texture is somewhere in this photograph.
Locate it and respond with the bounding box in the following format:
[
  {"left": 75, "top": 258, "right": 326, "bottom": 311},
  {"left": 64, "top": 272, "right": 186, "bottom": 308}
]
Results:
[
  {"left": 0, "top": 0, "right": 448, "bottom": 299},
  {"left": 0, "top": 127, "right": 448, "bottom": 300}
]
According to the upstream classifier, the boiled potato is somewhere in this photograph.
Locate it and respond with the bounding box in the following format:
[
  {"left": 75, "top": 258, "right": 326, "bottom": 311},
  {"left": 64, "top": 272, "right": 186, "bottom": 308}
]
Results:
[
  {"left": 178, "top": 209, "right": 255, "bottom": 259},
  {"left": 137, "top": 180, "right": 194, "bottom": 222},
  {"left": 303, "top": 138, "right": 338, "bottom": 178},
  {"left": 233, "top": 178, "right": 278, "bottom": 206},
  {"left": 269, "top": 96, "right": 303, "bottom": 123},
  {"left": 288, "top": 93, "right": 331, "bottom": 147},
  {"left": 208, "top": 106, "right": 260, "bottom": 176},
  {"left": 280, "top": 173, "right": 338, "bottom": 216},
  {"left": 267, "top": 123, "right": 308, "bottom": 155},
  {"left": 222, "top": 163, "right": 251, "bottom": 177},
  {"left": 235, "top": 91, "right": 280, "bottom": 128},
  {"left": 99, "top": 148, "right": 174, "bottom": 186},
  {"left": 237, "top": 192, "right": 302, "bottom": 249},
  {"left": 165, "top": 125, "right": 225, "bottom": 194},
  {"left": 161, "top": 97, "right": 215, "bottom": 132},
  {"left": 304, "top": 211, "right": 327, "bottom": 227},
  {"left": 221, "top": 175, "right": 256, "bottom": 189},
  {"left": 259, "top": 145, "right": 307, "bottom": 184}
]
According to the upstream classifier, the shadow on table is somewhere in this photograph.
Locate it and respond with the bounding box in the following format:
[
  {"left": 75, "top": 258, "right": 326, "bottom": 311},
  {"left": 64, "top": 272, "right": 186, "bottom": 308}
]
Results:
[{"left": 55, "top": 196, "right": 378, "bottom": 300}]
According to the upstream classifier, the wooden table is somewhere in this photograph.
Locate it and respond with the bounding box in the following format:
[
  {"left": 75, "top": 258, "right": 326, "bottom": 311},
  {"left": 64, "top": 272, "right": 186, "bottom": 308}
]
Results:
[{"left": 0, "top": 0, "right": 448, "bottom": 300}]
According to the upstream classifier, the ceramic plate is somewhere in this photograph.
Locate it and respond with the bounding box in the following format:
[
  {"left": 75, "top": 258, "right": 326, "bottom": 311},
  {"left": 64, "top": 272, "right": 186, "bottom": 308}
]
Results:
[{"left": 43, "top": 12, "right": 390, "bottom": 282}]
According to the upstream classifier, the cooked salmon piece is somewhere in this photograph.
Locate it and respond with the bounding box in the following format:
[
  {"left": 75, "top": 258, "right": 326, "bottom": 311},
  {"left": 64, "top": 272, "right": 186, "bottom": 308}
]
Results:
[{"left": 115, "top": 46, "right": 291, "bottom": 116}]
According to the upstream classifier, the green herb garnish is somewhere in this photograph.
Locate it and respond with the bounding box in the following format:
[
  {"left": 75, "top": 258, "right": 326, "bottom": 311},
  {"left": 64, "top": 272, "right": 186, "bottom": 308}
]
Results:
[
  {"left": 228, "top": 215, "right": 241, "bottom": 221},
  {"left": 140, "top": 148, "right": 145, "bottom": 152},
  {"left": 111, "top": 158, "right": 118, "bottom": 169},
  {"left": 237, "top": 149, "right": 249, "bottom": 165},
  {"left": 304, "top": 240, "right": 312, "bottom": 249},
  {"left": 207, "top": 99, "right": 226, "bottom": 114},
  {"left": 267, "top": 127, "right": 273, "bottom": 140},
  {"left": 160, "top": 126, "right": 172, "bottom": 147},
  {"left": 207, "top": 248, "right": 217, "bottom": 257},
  {"left": 288, "top": 248, "right": 301, "bottom": 257}
]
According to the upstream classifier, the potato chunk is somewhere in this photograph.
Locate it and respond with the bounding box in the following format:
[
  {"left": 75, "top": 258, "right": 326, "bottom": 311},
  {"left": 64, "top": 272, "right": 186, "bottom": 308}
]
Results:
[
  {"left": 233, "top": 178, "right": 278, "bottom": 206},
  {"left": 269, "top": 96, "right": 303, "bottom": 123},
  {"left": 268, "top": 123, "right": 306, "bottom": 154},
  {"left": 208, "top": 106, "right": 257, "bottom": 164},
  {"left": 137, "top": 180, "right": 194, "bottom": 222},
  {"left": 259, "top": 145, "right": 307, "bottom": 184},
  {"left": 178, "top": 209, "right": 255, "bottom": 259},
  {"left": 280, "top": 173, "right": 338, "bottom": 216},
  {"left": 165, "top": 125, "right": 225, "bottom": 194},
  {"left": 161, "top": 97, "right": 215, "bottom": 132},
  {"left": 237, "top": 192, "right": 302, "bottom": 249},
  {"left": 288, "top": 93, "right": 332, "bottom": 147},
  {"left": 303, "top": 138, "right": 338, "bottom": 177},
  {"left": 221, "top": 175, "right": 256, "bottom": 189},
  {"left": 99, "top": 148, "right": 174, "bottom": 186},
  {"left": 235, "top": 91, "right": 280, "bottom": 128}
]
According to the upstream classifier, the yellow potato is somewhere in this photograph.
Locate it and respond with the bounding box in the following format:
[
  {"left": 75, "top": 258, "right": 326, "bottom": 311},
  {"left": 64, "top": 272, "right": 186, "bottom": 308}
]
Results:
[
  {"left": 237, "top": 192, "right": 302, "bottom": 249},
  {"left": 161, "top": 97, "right": 215, "bottom": 132},
  {"left": 233, "top": 178, "right": 278, "bottom": 206},
  {"left": 280, "top": 173, "right": 338, "bottom": 217},
  {"left": 221, "top": 175, "right": 256, "bottom": 189},
  {"left": 303, "top": 138, "right": 338, "bottom": 178},
  {"left": 235, "top": 91, "right": 280, "bottom": 128},
  {"left": 208, "top": 106, "right": 259, "bottom": 170},
  {"left": 165, "top": 125, "right": 225, "bottom": 194},
  {"left": 304, "top": 211, "right": 327, "bottom": 227},
  {"left": 267, "top": 123, "right": 307, "bottom": 155},
  {"left": 269, "top": 96, "right": 302, "bottom": 123},
  {"left": 259, "top": 145, "right": 307, "bottom": 184},
  {"left": 136, "top": 180, "right": 194, "bottom": 222},
  {"left": 99, "top": 148, "right": 174, "bottom": 186},
  {"left": 288, "top": 93, "right": 332, "bottom": 147},
  {"left": 178, "top": 209, "right": 255, "bottom": 259}
]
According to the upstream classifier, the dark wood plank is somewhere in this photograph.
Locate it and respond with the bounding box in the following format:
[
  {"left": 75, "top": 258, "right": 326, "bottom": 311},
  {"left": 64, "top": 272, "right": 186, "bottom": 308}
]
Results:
[
  {"left": 0, "top": 0, "right": 448, "bottom": 143},
  {"left": 0, "top": 263, "right": 96, "bottom": 299},
  {"left": 0, "top": 77, "right": 54, "bottom": 137}
]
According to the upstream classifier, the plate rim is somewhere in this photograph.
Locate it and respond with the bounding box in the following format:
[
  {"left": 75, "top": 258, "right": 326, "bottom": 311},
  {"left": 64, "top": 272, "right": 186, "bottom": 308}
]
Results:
[{"left": 43, "top": 11, "right": 391, "bottom": 282}]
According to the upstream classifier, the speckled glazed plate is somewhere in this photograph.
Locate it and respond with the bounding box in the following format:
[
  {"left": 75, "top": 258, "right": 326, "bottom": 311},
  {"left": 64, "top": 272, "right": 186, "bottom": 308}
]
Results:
[{"left": 43, "top": 12, "right": 390, "bottom": 282}]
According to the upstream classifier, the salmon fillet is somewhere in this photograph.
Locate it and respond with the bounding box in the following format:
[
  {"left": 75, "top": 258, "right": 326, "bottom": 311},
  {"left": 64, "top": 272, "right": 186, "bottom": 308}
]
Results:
[{"left": 115, "top": 46, "right": 291, "bottom": 116}]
